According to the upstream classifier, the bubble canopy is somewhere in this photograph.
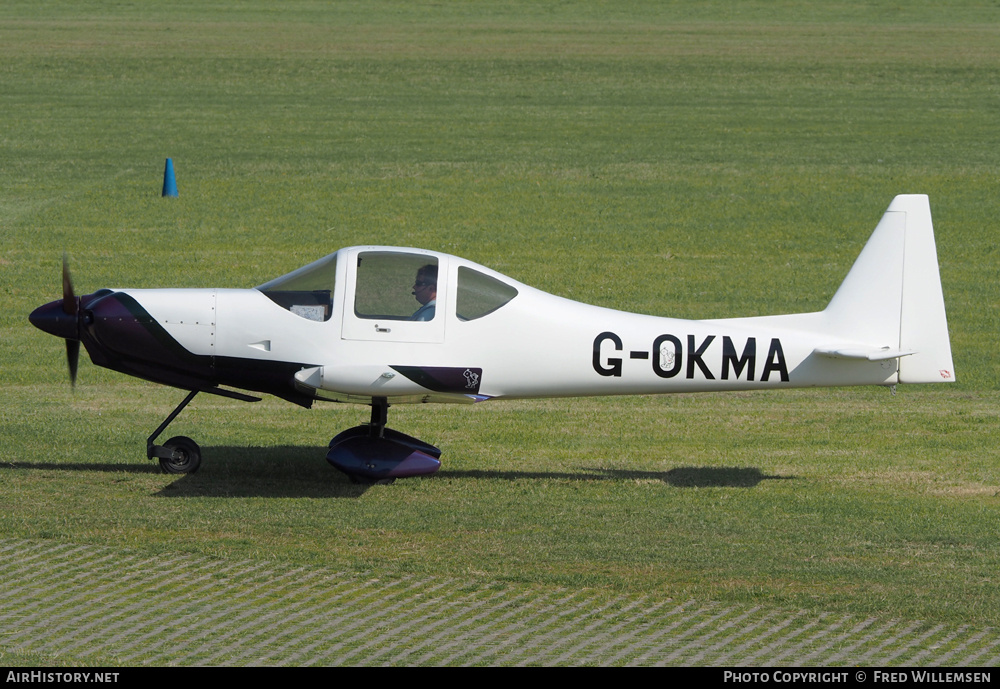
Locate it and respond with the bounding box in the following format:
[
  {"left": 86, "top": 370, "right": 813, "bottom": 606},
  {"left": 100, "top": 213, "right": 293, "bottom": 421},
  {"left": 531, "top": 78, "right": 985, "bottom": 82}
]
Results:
[{"left": 255, "top": 249, "right": 520, "bottom": 324}]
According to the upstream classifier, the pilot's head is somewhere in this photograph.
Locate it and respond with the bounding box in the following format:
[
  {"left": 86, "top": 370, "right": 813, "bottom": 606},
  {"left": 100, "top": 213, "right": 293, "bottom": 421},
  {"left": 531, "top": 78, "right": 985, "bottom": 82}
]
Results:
[{"left": 412, "top": 264, "right": 437, "bottom": 306}]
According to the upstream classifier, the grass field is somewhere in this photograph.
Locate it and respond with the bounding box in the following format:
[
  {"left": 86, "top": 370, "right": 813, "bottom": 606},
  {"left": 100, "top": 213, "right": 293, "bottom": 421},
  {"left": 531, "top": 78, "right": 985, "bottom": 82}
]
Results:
[{"left": 1, "top": 0, "right": 999, "bottom": 665}]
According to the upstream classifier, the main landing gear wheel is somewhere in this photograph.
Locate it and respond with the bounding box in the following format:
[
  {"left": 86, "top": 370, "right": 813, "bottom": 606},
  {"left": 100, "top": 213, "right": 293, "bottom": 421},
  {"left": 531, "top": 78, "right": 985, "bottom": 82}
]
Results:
[
  {"left": 326, "top": 398, "right": 442, "bottom": 483},
  {"left": 159, "top": 435, "right": 202, "bottom": 474}
]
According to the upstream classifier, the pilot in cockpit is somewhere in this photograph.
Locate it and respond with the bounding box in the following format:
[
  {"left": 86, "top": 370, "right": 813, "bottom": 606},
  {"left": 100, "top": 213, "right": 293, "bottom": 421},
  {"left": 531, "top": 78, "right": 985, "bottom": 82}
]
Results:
[{"left": 411, "top": 264, "right": 437, "bottom": 321}]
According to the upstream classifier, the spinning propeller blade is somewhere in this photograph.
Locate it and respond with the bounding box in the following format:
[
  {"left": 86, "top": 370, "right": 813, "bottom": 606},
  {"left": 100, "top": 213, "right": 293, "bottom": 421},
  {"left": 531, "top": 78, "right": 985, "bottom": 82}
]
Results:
[
  {"left": 62, "top": 255, "right": 80, "bottom": 386},
  {"left": 62, "top": 254, "right": 80, "bottom": 386},
  {"left": 28, "top": 255, "right": 83, "bottom": 386},
  {"left": 66, "top": 339, "right": 80, "bottom": 387},
  {"left": 62, "top": 254, "right": 77, "bottom": 316}
]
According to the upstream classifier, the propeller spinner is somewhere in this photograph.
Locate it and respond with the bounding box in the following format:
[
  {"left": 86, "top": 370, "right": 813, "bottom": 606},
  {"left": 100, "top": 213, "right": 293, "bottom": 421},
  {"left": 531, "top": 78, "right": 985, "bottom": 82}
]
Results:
[{"left": 29, "top": 255, "right": 82, "bottom": 386}]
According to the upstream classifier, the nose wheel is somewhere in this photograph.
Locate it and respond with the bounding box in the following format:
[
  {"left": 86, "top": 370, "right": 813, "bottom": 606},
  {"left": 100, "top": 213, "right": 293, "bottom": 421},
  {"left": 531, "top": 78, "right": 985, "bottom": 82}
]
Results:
[
  {"left": 144, "top": 387, "right": 261, "bottom": 475},
  {"left": 158, "top": 435, "right": 202, "bottom": 474},
  {"left": 147, "top": 390, "right": 202, "bottom": 474}
]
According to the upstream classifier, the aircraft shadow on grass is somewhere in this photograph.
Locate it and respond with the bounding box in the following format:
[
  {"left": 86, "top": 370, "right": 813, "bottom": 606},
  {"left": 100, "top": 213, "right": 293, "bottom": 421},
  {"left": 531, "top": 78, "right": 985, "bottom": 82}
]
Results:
[{"left": 3, "top": 447, "right": 793, "bottom": 498}]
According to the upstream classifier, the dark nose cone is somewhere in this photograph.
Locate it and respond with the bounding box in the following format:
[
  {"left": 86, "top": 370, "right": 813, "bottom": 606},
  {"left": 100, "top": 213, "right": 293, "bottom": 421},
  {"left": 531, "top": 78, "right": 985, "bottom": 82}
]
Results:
[{"left": 29, "top": 299, "right": 80, "bottom": 340}]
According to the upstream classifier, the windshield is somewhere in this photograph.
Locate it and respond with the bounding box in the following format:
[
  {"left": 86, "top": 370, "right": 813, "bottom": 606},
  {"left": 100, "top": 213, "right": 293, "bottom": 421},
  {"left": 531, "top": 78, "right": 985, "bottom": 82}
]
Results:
[{"left": 256, "top": 254, "right": 337, "bottom": 322}]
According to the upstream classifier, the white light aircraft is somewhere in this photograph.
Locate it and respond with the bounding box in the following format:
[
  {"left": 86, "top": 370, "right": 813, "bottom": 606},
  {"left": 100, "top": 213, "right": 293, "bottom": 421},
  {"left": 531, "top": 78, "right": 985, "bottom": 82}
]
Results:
[{"left": 30, "top": 195, "right": 954, "bottom": 483}]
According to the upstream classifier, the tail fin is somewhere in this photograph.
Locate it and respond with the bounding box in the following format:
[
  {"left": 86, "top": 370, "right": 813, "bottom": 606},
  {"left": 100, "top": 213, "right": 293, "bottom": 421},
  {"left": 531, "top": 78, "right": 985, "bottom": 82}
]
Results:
[{"left": 823, "top": 195, "right": 955, "bottom": 383}]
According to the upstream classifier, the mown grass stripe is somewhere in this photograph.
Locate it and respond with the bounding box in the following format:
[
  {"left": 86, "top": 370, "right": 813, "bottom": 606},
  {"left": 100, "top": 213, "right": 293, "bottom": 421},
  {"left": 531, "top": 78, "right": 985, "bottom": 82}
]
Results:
[
  {"left": 75, "top": 558, "right": 265, "bottom": 658},
  {"left": 251, "top": 575, "right": 426, "bottom": 666},
  {"left": 68, "top": 558, "right": 254, "bottom": 658},
  {"left": 0, "top": 548, "right": 118, "bottom": 609},
  {"left": 960, "top": 634, "right": 1000, "bottom": 667},
  {"left": 336, "top": 581, "right": 480, "bottom": 666},
  {"left": 142, "top": 565, "right": 316, "bottom": 663},
  {"left": 1, "top": 551, "right": 138, "bottom": 646},
  {"left": 361, "top": 588, "right": 519, "bottom": 667},
  {"left": 433, "top": 589, "right": 575, "bottom": 665},
  {"left": 627, "top": 603, "right": 731, "bottom": 665},
  {"left": 409, "top": 589, "right": 540, "bottom": 665},
  {"left": 33, "top": 554, "right": 221, "bottom": 628},
  {"left": 795, "top": 616, "right": 877, "bottom": 665},
  {"left": 1, "top": 539, "right": 998, "bottom": 666},
  {"left": 657, "top": 606, "right": 764, "bottom": 665},
  {"left": 279, "top": 576, "right": 442, "bottom": 666},
  {"left": 700, "top": 609, "right": 789, "bottom": 665},
  {"left": 827, "top": 618, "right": 911, "bottom": 665},
  {"left": 384, "top": 589, "right": 536, "bottom": 667},
  {"left": 233, "top": 575, "right": 394, "bottom": 666},
  {"left": 841, "top": 619, "right": 917, "bottom": 665},
  {"left": 193, "top": 569, "right": 343, "bottom": 665},
  {"left": 450, "top": 590, "right": 586, "bottom": 666},
  {"left": 303, "top": 578, "right": 458, "bottom": 666},
  {"left": 880, "top": 624, "right": 946, "bottom": 665},
  {"left": 932, "top": 627, "right": 986, "bottom": 666},
  {"left": 0, "top": 545, "right": 116, "bottom": 596},
  {"left": 198, "top": 569, "right": 375, "bottom": 665},
  {"left": 510, "top": 595, "right": 635, "bottom": 666},
  {"left": 29, "top": 556, "right": 208, "bottom": 654},
  {"left": 113, "top": 562, "right": 292, "bottom": 663},
  {"left": 601, "top": 601, "right": 697, "bottom": 666},
  {"left": 575, "top": 598, "right": 677, "bottom": 663},
  {"left": 0, "top": 541, "right": 78, "bottom": 573},
  {"left": 743, "top": 611, "right": 835, "bottom": 666},
  {"left": 546, "top": 596, "right": 658, "bottom": 665},
  {"left": 76, "top": 557, "right": 258, "bottom": 661}
]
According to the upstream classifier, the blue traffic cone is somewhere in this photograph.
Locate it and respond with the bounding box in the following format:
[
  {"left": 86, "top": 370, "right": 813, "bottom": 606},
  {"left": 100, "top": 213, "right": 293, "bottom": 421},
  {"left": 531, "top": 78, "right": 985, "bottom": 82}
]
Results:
[{"left": 161, "top": 158, "right": 178, "bottom": 197}]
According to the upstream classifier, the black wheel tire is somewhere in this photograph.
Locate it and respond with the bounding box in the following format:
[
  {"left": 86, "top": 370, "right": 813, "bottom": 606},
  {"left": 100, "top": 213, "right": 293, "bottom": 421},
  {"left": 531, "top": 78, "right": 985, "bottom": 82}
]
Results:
[{"left": 159, "top": 436, "right": 202, "bottom": 474}]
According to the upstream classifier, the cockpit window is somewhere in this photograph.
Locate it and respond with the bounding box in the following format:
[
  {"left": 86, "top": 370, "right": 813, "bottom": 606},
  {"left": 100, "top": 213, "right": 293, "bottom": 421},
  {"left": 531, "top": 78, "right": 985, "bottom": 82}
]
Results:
[
  {"left": 256, "top": 254, "right": 336, "bottom": 322},
  {"left": 456, "top": 267, "right": 518, "bottom": 321},
  {"left": 355, "top": 252, "right": 438, "bottom": 321}
]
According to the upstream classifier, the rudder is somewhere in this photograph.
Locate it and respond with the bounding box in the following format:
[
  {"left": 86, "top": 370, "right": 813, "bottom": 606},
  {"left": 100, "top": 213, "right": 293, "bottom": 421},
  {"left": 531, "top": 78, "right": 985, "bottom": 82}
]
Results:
[{"left": 894, "top": 195, "right": 956, "bottom": 383}]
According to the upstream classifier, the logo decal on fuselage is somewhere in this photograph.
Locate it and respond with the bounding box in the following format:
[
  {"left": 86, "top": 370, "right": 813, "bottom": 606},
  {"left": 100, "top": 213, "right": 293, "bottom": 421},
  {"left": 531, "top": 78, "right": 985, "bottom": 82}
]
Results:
[
  {"left": 464, "top": 368, "right": 480, "bottom": 389},
  {"left": 592, "top": 331, "right": 789, "bottom": 382}
]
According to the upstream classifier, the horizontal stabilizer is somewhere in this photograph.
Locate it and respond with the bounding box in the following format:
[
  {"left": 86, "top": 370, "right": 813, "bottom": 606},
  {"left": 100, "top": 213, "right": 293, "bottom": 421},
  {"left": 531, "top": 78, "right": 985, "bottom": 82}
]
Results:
[{"left": 814, "top": 346, "right": 917, "bottom": 362}]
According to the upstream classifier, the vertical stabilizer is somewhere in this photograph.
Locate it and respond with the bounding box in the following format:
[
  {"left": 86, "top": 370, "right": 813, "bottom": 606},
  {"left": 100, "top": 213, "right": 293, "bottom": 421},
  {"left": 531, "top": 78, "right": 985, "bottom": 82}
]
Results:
[
  {"left": 823, "top": 204, "right": 906, "bottom": 347},
  {"left": 822, "top": 195, "right": 955, "bottom": 383}
]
